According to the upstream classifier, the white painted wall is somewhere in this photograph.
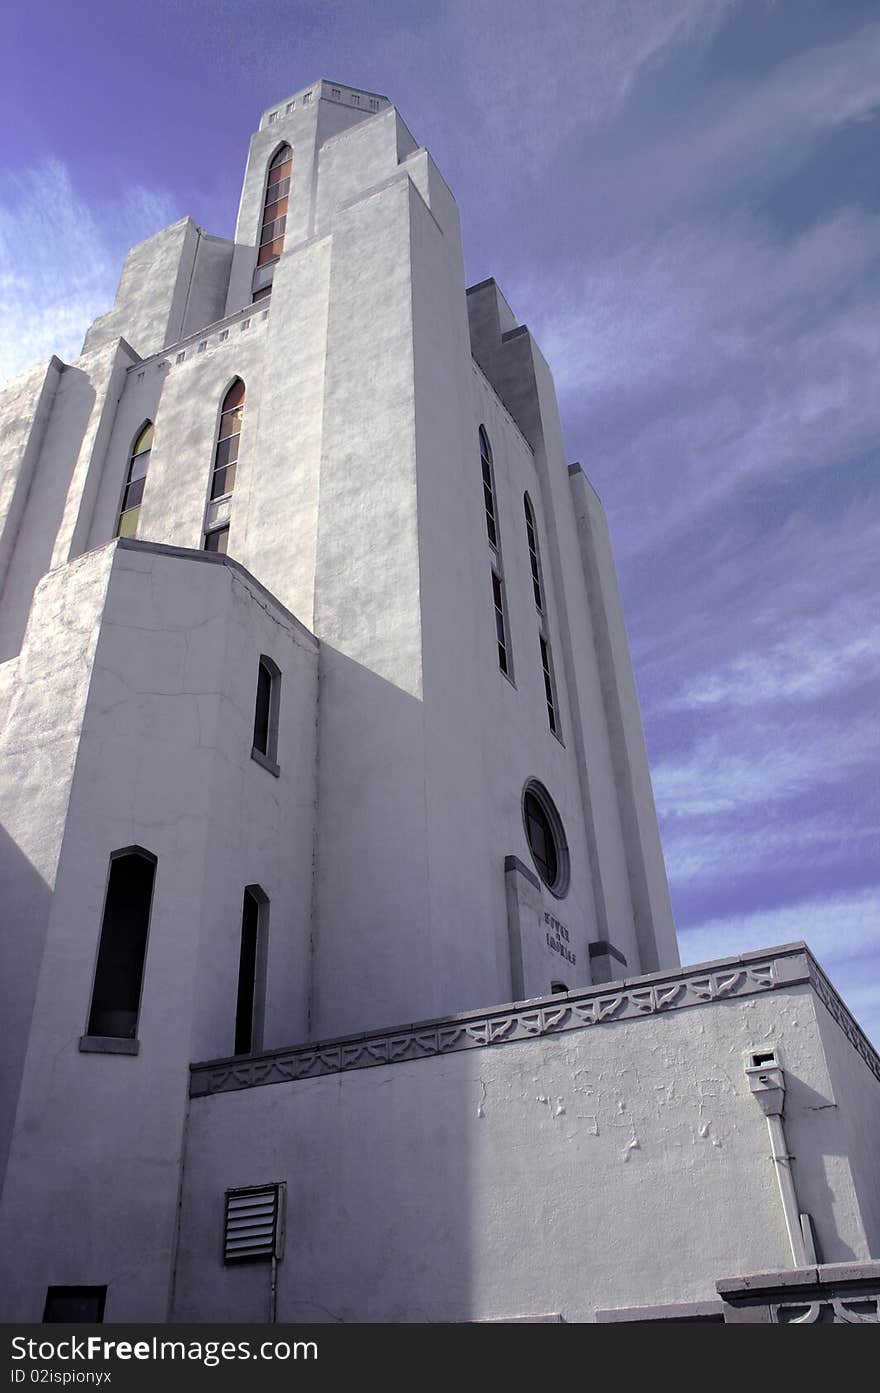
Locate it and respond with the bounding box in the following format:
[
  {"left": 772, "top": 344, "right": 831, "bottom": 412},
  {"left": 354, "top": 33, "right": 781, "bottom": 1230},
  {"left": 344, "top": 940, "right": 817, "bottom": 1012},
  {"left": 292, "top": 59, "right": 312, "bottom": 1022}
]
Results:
[
  {"left": 0, "top": 545, "right": 115, "bottom": 1182},
  {"left": 173, "top": 971, "right": 878, "bottom": 1323},
  {"left": 0, "top": 82, "right": 680, "bottom": 1047},
  {"left": 0, "top": 542, "right": 318, "bottom": 1322}
]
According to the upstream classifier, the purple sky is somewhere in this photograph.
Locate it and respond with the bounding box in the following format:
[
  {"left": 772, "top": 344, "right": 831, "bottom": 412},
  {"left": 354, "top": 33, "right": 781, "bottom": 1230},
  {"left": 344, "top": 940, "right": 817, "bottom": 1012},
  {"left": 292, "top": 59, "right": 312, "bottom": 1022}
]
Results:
[{"left": 3, "top": 1, "right": 878, "bottom": 1041}]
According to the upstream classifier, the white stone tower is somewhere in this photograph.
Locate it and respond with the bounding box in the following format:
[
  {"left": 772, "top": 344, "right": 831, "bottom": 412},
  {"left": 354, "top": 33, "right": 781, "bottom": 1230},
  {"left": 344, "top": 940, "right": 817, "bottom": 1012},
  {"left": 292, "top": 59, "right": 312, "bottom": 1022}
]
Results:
[{"left": 1, "top": 82, "right": 876, "bottom": 1326}]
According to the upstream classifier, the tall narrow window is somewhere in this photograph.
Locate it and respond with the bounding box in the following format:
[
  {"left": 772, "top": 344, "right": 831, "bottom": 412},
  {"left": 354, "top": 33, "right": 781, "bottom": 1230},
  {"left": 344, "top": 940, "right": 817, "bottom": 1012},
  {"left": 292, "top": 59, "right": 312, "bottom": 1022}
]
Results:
[
  {"left": 204, "top": 380, "right": 245, "bottom": 552},
  {"left": 87, "top": 849, "right": 156, "bottom": 1040},
  {"left": 492, "top": 570, "right": 510, "bottom": 676},
  {"left": 480, "top": 426, "right": 514, "bottom": 680},
  {"left": 524, "top": 493, "right": 561, "bottom": 737},
  {"left": 116, "top": 422, "right": 153, "bottom": 538},
  {"left": 251, "top": 656, "right": 280, "bottom": 773},
  {"left": 480, "top": 426, "right": 498, "bottom": 548},
  {"left": 235, "top": 887, "right": 268, "bottom": 1054},
  {"left": 258, "top": 145, "right": 292, "bottom": 266},
  {"left": 254, "top": 663, "right": 272, "bottom": 754},
  {"left": 210, "top": 380, "right": 245, "bottom": 501},
  {"left": 540, "top": 635, "right": 558, "bottom": 736},
  {"left": 523, "top": 493, "right": 543, "bottom": 612}
]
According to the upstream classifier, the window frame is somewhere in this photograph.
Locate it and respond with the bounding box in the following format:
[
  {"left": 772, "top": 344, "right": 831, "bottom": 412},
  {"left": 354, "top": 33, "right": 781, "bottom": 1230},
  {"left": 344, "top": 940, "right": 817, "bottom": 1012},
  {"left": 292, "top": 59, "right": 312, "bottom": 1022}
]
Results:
[
  {"left": 480, "top": 426, "right": 515, "bottom": 683},
  {"left": 203, "top": 523, "right": 230, "bottom": 554},
  {"left": 81, "top": 846, "right": 157, "bottom": 1052},
  {"left": 256, "top": 144, "right": 293, "bottom": 268},
  {"left": 479, "top": 425, "right": 500, "bottom": 553},
  {"left": 207, "top": 379, "right": 245, "bottom": 504},
  {"left": 115, "top": 421, "right": 154, "bottom": 539},
  {"left": 491, "top": 567, "right": 514, "bottom": 682},
  {"left": 203, "top": 379, "right": 245, "bottom": 554},
  {"left": 524, "top": 492, "right": 562, "bottom": 741},
  {"left": 523, "top": 492, "right": 544, "bottom": 614},
  {"left": 522, "top": 781, "right": 570, "bottom": 898},
  {"left": 251, "top": 655, "right": 281, "bottom": 776},
  {"left": 234, "top": 885, "right": 270, "bottom": 1055}
]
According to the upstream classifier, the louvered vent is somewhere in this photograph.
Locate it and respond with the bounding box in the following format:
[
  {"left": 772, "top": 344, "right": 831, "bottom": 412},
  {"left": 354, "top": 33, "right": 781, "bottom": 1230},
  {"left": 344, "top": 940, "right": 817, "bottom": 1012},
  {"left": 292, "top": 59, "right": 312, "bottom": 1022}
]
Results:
[{"left": 224, "top": 1184, "right": 284, "bottom": 1263}]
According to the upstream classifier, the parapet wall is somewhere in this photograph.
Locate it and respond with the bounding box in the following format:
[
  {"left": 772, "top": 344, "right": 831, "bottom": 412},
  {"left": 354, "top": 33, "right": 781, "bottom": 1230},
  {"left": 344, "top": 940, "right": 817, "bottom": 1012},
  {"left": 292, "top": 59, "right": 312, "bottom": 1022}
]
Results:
[{"left": 177, "top": 945, "right": 880, "bottom": 1324}]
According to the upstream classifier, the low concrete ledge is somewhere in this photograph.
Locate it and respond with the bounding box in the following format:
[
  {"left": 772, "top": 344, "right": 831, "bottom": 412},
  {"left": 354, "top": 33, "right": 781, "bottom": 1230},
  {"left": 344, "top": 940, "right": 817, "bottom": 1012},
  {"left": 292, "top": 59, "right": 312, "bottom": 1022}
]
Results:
[
  {"left": 596, "top": 1300, "right": 723, "bottom": 1323},
  {"left": 79, "top": 1035, "right": 139, "bottom": 1056},
  {"left": 717, "top": 1261, "right": 880, "bottom": 1323},
  {"left": 189, "top": 943, "right": 830, "bottom": 1099},
  {"left": 480, "top": 1313, "right": 564, "bottom": 1323}
]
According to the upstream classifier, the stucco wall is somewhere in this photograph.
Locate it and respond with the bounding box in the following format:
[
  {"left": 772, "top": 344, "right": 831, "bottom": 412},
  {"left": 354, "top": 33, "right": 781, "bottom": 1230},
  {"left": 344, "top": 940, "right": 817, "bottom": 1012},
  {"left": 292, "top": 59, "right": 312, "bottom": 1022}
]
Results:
[
  {"left": 811, "top": 978, "right": 880, "bottom": 1257},
  {"left": 0, "top": 541, "right": 318, "bottom": 1322},
  {"left": 175, "top": 958, "right": 878, "bottom": 1323},
  {"left": 0, "top": 544, "right": 115, "bottom": 1181}
]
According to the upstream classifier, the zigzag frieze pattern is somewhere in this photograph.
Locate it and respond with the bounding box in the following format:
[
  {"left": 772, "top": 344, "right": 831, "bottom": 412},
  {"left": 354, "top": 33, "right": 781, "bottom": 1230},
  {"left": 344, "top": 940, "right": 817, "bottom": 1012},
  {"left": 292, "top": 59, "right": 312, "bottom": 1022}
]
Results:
[
  {"left": 807, "top": 958, "right": 880, "bottom": 1084},
  {"left": 190, "top": 959, "right": 785, "bottom": 1097}
]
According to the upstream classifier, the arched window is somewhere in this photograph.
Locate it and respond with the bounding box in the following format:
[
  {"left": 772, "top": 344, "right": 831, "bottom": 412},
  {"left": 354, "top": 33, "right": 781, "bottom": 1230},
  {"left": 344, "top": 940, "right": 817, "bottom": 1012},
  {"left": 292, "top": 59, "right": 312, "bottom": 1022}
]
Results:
[
  {"left": 210, "top": 380, "right": 245, "bottom": 501},
  {"left": 87, "top": 847, "right": 157, "bottom": 1040},
  {"left": 258, "top": 145, "right": 292, "bottom": 266},
  {"left": 251, "top": 655, "right": 281, "bottom": 774},
  {"left": 116, "top": 422, "right": 153, "bottom": 538},
  {"left": 479, "top": 426, "right": 498, "bottom": 548},
  {"left": 204, "top": 380, "right": 245, "bottom": 552}
]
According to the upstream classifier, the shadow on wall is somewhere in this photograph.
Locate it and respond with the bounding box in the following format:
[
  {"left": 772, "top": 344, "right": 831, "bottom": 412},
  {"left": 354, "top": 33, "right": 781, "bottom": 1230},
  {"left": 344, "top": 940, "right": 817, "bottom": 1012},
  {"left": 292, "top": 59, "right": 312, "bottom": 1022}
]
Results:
[
  {"left": 0, "top": 821, "right": 51, "bottom": 1185},
  {"left": 0, "top": 368, "right": 95, "bottom": 663},
  {"left": 308, "top": 639, "right": 508, "bottom": 1041},
  {"left": 783, "top": 1067, "right": 857, "bottom": 1264}
]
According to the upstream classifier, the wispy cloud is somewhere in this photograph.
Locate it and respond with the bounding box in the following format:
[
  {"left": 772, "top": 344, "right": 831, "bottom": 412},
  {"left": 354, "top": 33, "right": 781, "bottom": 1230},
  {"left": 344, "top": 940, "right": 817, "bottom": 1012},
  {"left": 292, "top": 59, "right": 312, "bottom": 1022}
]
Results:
[
  {"left": 662, "top": 810, "right": 879, "bottom": 887},
  {"left": 449, "top": 0, "right": 741, "bottom": 168},
  {"left": 679, "top": 887, "right": 880, "bottom": 1043},
  {"left": 537, "top": 208, "right": 880, "bottom": 564},
  {"left": 680, "top": 886, "right": 880, "bottom": 965},
  {"left": 675, "top": 620, "right": 880, "bottom": 711},
  {"left": 652, "top": 719, "right": 875, "bottom": 818},
  {"left": 0, "top": 162, "right": 177, "bottom": 387},
  {"left": 681, "top": 17, "right": 880, "bottom": 189}
]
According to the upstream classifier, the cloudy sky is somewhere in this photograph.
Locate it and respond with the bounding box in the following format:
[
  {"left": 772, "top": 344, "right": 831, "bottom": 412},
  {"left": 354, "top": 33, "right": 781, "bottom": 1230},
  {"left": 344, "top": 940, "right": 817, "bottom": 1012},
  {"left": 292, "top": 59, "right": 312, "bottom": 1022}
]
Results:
[{"left": 3, "top": 1, "right": 878, "bottom": 1040}]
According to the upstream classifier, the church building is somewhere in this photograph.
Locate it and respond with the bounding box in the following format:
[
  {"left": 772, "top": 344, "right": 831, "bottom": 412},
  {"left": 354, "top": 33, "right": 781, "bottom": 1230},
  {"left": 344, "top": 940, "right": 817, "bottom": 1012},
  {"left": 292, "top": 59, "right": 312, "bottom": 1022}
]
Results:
[{"left": 0, "top": 80, "right": 877, "bottom": 1324}]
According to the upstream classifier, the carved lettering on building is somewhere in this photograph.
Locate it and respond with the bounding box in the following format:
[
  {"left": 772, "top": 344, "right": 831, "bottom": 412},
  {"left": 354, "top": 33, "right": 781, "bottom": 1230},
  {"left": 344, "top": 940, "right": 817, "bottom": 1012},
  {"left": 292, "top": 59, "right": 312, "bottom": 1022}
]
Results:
[{"left": 544, "top": 911, "right": 576, "bottom": 965}]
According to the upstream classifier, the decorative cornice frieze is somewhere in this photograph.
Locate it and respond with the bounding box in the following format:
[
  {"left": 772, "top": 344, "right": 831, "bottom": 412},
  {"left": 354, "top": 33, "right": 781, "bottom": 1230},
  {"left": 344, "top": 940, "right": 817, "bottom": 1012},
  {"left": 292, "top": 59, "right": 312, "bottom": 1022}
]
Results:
[
  {"left": 773, "top": 1298, "right": 879, "bottom": 1324},
  {"left": 807, "top": 955, "right": 880, "bottom": 1084},
  {"left": 190, "top": 947, "right": 822, "bottom": 1099}
]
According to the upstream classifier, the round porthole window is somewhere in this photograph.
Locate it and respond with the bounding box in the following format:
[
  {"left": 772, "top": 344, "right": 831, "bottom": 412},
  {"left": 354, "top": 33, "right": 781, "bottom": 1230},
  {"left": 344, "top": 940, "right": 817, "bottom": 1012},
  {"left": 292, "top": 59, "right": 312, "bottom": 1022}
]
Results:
[{"left": 522, "top": 780, "right": 569, "bottom": 897}]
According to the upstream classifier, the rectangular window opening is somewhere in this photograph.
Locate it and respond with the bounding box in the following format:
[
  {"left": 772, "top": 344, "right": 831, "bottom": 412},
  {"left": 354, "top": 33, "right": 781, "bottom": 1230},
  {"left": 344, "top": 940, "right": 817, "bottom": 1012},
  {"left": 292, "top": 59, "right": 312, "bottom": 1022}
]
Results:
[
  {"left": 492, "top": 571, "right": 510, "bottom": 676},
  {"left": 43, "top": 1287, "right": 106, "bottom": 1324},
  {"left": 204, "top": 525, "right": 229, "bottom": 554},
  {"left": 540, "top": 635, "right": 558, "bottom": 735},
  {"left": 235, "top": 889, "right": 264, "bottom": 1055}
]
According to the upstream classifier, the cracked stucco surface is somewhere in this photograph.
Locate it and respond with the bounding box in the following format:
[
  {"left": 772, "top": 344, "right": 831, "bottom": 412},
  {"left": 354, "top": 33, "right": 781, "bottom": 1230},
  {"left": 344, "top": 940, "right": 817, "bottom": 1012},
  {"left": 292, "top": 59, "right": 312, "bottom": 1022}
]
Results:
[{"left": 175, "top": 984, "right": 875, "bottom": 1324}]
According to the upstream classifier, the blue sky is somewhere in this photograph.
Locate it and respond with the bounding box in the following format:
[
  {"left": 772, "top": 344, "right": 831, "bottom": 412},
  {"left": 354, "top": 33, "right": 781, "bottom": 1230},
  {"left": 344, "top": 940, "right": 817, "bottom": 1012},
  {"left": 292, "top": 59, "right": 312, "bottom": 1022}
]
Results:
[{"left": 2, "top": 1, "right": 878, "bottom": 1040}]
